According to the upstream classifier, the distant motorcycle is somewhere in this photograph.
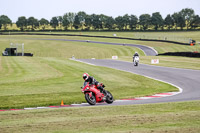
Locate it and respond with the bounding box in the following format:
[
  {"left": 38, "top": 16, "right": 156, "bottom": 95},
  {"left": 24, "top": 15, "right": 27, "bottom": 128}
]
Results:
[
  {"left": 81, "top": 82, "right": 114, "bottom": 105},
  {"left": 133, "top": 56, "right": 139, "bottom": 66}
]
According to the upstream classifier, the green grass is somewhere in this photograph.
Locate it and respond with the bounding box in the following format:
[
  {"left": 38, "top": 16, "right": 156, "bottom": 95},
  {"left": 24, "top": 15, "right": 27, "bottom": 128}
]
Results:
[
  {"left": 0, "top": 34, "right": 199, "bottom": 109},
  {"left": 0, "top": 35, "right": 145, "bottom": 58},
  {"left": 0, "top": 57, "right": 177, "bottom": 109},
  {"left": 1, "top": 34, "right": 198, "bottom": 70},
  {"left": 1, "top": 34, "right": 200, "bottom": 55},
  {"left": 31, "top": 31, "right": 200, "bottom": 43},
  {"left": 0, "top": 100, "right": 200, "bottom": 133}
]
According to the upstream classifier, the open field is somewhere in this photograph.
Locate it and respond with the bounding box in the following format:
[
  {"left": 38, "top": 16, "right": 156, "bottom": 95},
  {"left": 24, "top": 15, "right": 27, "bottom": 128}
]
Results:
[{"left": 0, "top": 100, "right": 200, "bottom": 133}]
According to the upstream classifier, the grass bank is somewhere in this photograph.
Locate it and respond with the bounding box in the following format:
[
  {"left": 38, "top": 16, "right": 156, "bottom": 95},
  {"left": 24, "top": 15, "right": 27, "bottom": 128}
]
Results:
[
  {"left": 0, "top": 35, "right": 145, "bottom": 58},
  {"left": 0, "top": 57, "right": 177, "bottom": 109},
  {"left": 24, "top": 31, "right": 200, "bottom": 43},
  {"left": 0, "top": 100, "right": 200, "bottom": 133}
]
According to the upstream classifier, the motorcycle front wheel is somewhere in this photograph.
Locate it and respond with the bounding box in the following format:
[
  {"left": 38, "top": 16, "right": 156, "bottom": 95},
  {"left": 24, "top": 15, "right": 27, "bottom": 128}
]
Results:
[
  {"left": 105, "top": 91, "right": 114, "bottom": 104},
  {"left": 85, "top": 92, "right": 96, "bottom": 105}
]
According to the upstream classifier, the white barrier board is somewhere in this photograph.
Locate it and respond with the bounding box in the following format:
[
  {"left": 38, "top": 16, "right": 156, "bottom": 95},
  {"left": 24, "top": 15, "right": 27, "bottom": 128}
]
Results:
[
  {"left": 151, "top": 59, "right": 159, "bottom": 64},
  {"left": 112, "top": 56, "right": 118, "bottom": 59}
]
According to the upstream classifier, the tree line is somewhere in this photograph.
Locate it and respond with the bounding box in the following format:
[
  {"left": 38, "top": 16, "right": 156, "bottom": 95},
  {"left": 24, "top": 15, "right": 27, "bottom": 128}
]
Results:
[{"left": 0, "top": 8, "right": 200, "bottom": 31}]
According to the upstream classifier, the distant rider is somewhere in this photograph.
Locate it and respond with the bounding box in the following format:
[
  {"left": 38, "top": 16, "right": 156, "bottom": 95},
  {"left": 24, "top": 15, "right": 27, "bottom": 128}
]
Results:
[
  {"left": 133, "top": 52, "right": 139, "bottom": 62},
  {"left": 82, "top": 73, "right": 107, "bottom": 95}
]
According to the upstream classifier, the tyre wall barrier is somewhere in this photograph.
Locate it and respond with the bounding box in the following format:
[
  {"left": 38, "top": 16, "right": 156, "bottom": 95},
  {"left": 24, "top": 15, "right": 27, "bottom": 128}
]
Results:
[{"left": 158, "top": 52, "right": 200, "bottom": 57}]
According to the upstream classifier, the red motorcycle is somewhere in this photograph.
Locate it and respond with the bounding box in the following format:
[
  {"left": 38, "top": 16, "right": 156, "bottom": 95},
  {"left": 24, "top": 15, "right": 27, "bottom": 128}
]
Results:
[{"left": 81, "top": 82, "right": 114, "bottom": 105}]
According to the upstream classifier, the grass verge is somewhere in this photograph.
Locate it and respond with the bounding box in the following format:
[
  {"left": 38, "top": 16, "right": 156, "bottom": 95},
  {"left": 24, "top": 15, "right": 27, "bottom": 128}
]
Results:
[{"left": 0, "top": 100, "right": 200, "bottom": 133}]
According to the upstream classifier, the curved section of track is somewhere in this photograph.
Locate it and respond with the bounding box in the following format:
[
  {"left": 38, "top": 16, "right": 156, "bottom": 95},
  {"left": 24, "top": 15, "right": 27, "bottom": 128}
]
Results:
[{"left": 75, "top": 59, "right": 200, "bottom": 106}]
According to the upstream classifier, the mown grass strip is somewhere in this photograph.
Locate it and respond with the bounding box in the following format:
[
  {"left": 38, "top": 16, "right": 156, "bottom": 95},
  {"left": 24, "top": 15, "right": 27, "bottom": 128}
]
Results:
[{"left": 0, "top": 100, "right": 199, "bottom": 133}]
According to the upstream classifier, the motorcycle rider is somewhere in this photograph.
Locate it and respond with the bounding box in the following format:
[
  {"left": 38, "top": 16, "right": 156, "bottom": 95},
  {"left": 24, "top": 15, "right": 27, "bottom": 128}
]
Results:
[
  {"left": 133, "top": 52, "right": 139, "bottom": 62},
  {"left": 82, "top": 73, "right": 107, "bottom": 95}
]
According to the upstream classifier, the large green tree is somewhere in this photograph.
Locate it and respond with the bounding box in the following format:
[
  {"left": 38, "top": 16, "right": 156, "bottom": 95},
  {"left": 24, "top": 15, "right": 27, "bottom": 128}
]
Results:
[
  {"left": 0, "top": 15, "right": 12, "bottom": 30},
  {"left": 139, "top": 14, "right": 151, "bottom": 30},
  {"left": 50, "top": 17, "right": 58, "bottom": 29},
  {"left": 16, "top": 16, "right": 27, "bottom": 31},
  {"left": 115, "top": 16, "right": 125, "bottom": 30},
  {"left": 91, "top": 14, "right": 102, "bottom": 30},
  {"left": 180, "top": 8, "right": 195, "bottom": 29},
  {"left": 190, "top": 15, "right": 200, "bottom": 29},
  {"left": 73, "top": 15, "right": 80, "bottom": 30},
  {"left": 104, "top": 16, "right": 115, "bottom": 30},
  {"left": 151, "top": 12, "right": 163, "bottom": 30},
  {"left": 172, "top": 12, "right": 185, "bottom": 30},
  {"left": 123, "top": 14, "right": 130, "bottom": 30},
  {"left": 76, "top": 11, "right": 87, "bottom": 30},
  {"left": 39, "top": 18, "right": 49, "bottom": 30},
  {"left": 164, "top": 14, "right": 174, "bottom": 30},
  {"left": 62, "top": 14, "right": 70, "bottom": 30},
  {"left": 84, "top": 15, "right": 92, "bottom": 30},
  {"left": 99, "top": 14, "right": 105, "bottom": 29},
  {"left": 27, "top": 17, "right": 39, "bottom": 30},
  {"left": 64, "top": 12, "right": 76, "bottom": 30},
  {"left": 58, "top": 16, "right": 63, "bottom": 30},
  {"left": 129, "top": 15, "right": 138, "bottom": 30}
]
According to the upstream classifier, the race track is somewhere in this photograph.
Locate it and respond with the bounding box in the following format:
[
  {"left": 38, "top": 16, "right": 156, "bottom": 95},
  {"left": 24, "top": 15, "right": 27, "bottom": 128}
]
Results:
[
  {"left": 38, "top": 38, "right": 200, "bottom": 106},
  {"left": 75, "top": 59, "right": 200, "bottom": 106},
  {"left": 1, "top": 37, "right": 199, "bottom": 111}
]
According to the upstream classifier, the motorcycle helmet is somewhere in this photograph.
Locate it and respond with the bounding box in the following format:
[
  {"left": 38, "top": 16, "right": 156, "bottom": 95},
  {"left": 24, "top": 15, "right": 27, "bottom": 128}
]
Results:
[{"left": 83, "top": 73, "right": 89, "bottom": 81}]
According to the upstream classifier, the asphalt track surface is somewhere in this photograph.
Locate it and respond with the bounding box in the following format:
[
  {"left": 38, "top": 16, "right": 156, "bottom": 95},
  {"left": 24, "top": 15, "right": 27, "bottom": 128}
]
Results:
[{"left": 75, "top": 59, "right": 200, "bottom": 106}]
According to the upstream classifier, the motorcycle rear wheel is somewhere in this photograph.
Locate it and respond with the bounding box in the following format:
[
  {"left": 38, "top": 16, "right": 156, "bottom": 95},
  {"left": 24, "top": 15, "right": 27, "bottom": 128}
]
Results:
[{"left": 85, "top": 92, "right": 96, "bottom": 105}]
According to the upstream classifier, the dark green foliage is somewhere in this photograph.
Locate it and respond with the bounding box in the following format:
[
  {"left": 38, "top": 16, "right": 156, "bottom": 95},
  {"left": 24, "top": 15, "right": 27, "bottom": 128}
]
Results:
[
  {"left": 16, "top": 16, "right": 27, "bottom": 31},
  {"left": 39, "top": 18, "right": 49, "bottom": 30},
  {"left": 1, "top": 8, "right": 200, "bottom": 31},
  {"left": 50, "top": 17, "right": 59, "bottom": 30},
  {"left": 0, "top": 15, "right": 12, "bottom": 30},
  {"left": 151, "top": 12, "right": 164, "bottom": 30},
  {"left": 139, "top": 14, "right": 151, "bottom": 30}
]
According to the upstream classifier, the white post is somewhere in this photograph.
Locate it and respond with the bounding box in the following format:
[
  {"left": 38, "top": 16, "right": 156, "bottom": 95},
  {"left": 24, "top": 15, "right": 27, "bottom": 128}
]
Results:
[
  {"left": 22, "top": 43, "right": 24, "bottom": 56},
  {"left": 16, "top": 43, "right": 18, "bottom": 56}
]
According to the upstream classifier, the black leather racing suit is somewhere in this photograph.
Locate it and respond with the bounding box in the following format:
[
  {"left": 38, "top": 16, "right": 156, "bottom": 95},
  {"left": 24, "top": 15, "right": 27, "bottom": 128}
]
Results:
[{"left": 84, "top": 76, "right": 105, "bottom": 92}]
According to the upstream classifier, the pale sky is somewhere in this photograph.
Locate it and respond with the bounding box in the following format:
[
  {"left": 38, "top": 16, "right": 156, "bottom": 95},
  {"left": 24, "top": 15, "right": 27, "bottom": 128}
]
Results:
[{"left": 1, "top": 0, "right": 200, "bottom": 22}]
